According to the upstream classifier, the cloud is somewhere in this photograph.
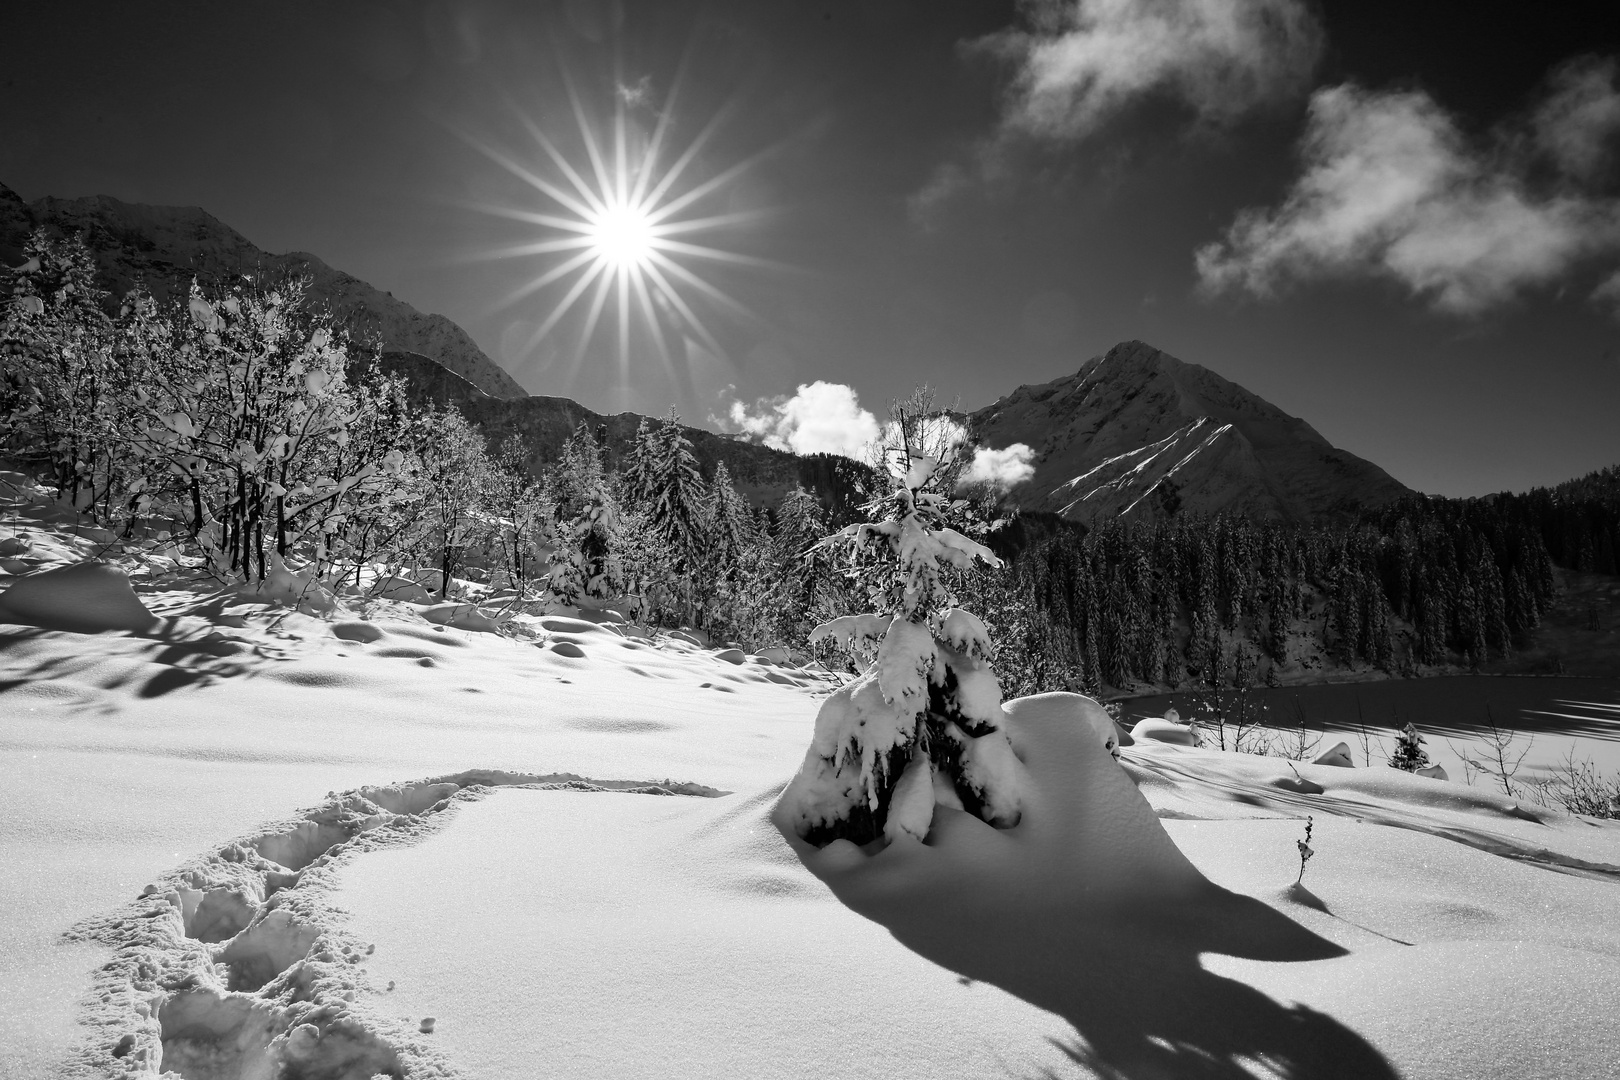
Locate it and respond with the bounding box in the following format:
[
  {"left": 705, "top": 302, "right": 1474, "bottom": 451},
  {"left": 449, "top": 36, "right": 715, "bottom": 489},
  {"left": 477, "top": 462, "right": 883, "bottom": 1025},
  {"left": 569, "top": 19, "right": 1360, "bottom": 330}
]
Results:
[
  {"left": 872, "top": 413, "right": 971, "bottom": 477},
  {"left": 724, "top": 381, "right": 881, "bottom": 459},
  {"left": 980, "top": 0, "right": 1323, "bottom": 143},
  {"left": 910, "top": 0, "right": 1321, "bottom": 225},
  {"left": 962, "top": 443, "right": 1038, "bottom": 490},
  {"left": 1532, "top": 56, "right": 1620, "bottom": 183},
  {"left": 1196, "top": 61, "right": 1620, "bottom": 316},
  {"left": 1595, "top": 269, "right": 1620, "bottom": 317}
]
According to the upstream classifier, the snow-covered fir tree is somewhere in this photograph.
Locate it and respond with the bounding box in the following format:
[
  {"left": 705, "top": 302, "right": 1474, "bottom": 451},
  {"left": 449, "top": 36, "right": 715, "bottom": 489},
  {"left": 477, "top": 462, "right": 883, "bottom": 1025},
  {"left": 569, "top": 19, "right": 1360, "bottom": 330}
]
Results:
[
  {"left": 546, "top": 423, "right": 624, "bottom": 609},
  {"left": 643, "top": 410, "right": 709, "bottom": 575},
  {"left": 621, "top": 416, "right": 658, "bottom": 507},
  {"left": 782, "top": 420, "right": 1024, "bottom": 849},
  {"left": 767, "top": 484, "right": 832, "bottom": 645},
  {"left": 1389, "top": 722, "right": 1431, "bottom": 772},
  {"left": 707, "top": 460, "right": 756, "bottom": 572}
]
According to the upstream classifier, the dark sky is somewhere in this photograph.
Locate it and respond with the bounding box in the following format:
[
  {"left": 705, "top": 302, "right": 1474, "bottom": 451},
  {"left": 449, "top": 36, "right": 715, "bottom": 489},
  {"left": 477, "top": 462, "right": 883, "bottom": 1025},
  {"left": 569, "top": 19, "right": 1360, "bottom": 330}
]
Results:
[{"left": 3, "top": 0, "right": 1618, "bottom": 496}]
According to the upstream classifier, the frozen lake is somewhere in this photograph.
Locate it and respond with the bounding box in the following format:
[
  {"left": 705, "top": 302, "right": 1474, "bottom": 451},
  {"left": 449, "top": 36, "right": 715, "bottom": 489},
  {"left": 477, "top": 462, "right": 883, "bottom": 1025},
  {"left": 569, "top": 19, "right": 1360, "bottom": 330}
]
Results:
[{"left": 1118, "top": 676, "right": 1620, "bottom": 781}]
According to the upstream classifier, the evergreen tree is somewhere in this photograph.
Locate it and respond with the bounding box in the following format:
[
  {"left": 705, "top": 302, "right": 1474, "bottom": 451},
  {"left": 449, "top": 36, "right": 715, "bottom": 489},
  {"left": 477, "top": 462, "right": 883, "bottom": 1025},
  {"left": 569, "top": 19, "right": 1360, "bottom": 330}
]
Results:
[
  {"left": 621, "top": 416, "right": 659, "bottom": 506},
  {"left": 644, "top": 409, "right": 709, "bottom": 575},
  {"left": 1389, "top": 722, "right": 1431, "bottom": 772},
  {"left": 769, "top": 485, "right": 832, "bottom": 644},
  {"left": 707, "top": 460, "right": 756, "bottom": 572},
  {"left": 785, "top": 422, "right": 1022, "bottom": 849},
  {"left": 546, "top": 423, "right": 623, "bottom": 608}
]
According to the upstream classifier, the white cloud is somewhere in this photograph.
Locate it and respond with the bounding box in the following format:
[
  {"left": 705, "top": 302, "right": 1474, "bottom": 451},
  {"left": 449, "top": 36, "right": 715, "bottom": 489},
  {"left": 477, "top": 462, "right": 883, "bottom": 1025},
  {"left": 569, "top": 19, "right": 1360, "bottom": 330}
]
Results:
[
  {"left": 873, "top": 413, "right": 971, "bottom": 477},
  {"left": 962, "top": 443, "right": 1038, "bottom": 491},
  {"left": 911, "top": 0, "right": 1320, "bottom": 225},
  {"left": 980, "top": 0, "right": 1322, "bottom": 142},
  {"left": 724, "top": 381, "right": 881, "bottom": 459},
  {"left": 1196, "top": 64, "right": 1620, "bottom": 316}
]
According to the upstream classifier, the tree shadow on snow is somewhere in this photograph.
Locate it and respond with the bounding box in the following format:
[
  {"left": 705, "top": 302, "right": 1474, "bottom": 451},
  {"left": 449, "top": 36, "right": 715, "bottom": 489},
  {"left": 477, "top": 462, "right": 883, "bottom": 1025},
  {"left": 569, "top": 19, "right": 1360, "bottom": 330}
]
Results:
[
  {"left": 881, "top": 881, "right": 1398, "bottom": 1080},
  {"left": 0, "top": 622, "right": 279, "bottom": 705},
  {"left": 779, "top": 694, "right": 1403, "bottom": 1080}
]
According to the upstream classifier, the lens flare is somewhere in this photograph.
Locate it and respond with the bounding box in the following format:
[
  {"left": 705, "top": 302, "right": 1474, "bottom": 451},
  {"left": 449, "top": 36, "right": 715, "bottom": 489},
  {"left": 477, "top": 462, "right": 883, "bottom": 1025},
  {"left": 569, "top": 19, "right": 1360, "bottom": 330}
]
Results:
[{"left": 459, "top": 59, "right": 778, "bottom": 397}]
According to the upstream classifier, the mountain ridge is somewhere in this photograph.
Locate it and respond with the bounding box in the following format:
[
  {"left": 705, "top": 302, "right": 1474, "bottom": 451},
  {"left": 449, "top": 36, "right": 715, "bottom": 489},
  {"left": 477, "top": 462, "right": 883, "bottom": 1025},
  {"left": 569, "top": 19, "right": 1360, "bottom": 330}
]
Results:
[{"left": 0, "top": 181, "right": 527, "bottom": 400}]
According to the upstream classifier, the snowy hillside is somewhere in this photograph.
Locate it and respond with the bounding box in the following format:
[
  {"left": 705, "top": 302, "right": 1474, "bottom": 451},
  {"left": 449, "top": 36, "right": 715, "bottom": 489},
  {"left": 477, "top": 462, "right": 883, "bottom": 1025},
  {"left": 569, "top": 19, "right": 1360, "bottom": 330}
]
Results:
[
  {"left": 0, "top": 182, "right": 526, "bottom": 400},
  {"left": 971, "top": 341, "right": 1413, "bottom": 524},
  {"left": 3, "top": 471, "right": 1618, "bottom": 1080}
]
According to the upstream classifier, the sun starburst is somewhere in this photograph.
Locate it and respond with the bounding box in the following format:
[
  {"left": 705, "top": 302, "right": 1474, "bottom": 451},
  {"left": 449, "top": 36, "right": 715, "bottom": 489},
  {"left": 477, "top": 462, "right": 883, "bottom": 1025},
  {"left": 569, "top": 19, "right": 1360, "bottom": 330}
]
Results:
[{"left": 461, "top": 62, "right": 775, "bottom": 396}]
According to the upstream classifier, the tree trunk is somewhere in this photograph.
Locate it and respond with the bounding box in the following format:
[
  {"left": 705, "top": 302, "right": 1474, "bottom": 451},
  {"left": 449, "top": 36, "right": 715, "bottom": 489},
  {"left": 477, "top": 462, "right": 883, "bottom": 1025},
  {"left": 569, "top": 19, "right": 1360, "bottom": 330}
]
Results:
[{"left": 440, "top": 533, "right": 452, "bottom": 601}]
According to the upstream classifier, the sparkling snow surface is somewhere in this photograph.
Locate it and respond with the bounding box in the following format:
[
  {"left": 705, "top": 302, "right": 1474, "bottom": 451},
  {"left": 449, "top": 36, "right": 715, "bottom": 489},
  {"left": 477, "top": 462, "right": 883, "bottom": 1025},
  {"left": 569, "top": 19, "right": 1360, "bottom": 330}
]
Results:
[
  {"left": 0, "top": 585, "right": 826, "bottom": 1078},
  {"left": 4, "top": 535, "right": 1620, "bottom": 1077},
  {"left": 337, "top": 788, "right": 1083, "bottom": 1079}
]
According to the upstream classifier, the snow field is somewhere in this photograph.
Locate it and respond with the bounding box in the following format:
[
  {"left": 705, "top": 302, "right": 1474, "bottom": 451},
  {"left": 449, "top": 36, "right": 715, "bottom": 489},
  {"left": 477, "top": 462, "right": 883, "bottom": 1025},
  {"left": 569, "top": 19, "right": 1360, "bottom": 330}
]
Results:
[
  {"left": 4, "top": 531, "right": 1620, "bottom": 1078},
  {"left": 0, "top": 582, "right": 825, "bottom": 1078},
  {"left": 335, "top": 786, "right": 1087, "bottom": 1080}
]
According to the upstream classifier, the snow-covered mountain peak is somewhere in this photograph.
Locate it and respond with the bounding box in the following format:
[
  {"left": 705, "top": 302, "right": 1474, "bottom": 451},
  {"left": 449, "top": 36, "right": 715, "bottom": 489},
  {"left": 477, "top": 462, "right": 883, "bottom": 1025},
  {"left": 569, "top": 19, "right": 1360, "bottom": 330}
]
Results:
[{"left": 971, "top": 340, "right": 1411, "bottom": 524}]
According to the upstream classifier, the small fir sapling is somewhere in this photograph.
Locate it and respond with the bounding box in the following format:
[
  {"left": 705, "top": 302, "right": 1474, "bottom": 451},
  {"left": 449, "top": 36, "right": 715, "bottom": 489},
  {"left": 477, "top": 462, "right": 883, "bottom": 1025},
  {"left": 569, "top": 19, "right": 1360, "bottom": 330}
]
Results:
[
  {"left": 782, "top": 408, "right": 1024, "bottom": 849},
  {"left": 1389, "top": 721, "right": 1431, "bottom": 772}
]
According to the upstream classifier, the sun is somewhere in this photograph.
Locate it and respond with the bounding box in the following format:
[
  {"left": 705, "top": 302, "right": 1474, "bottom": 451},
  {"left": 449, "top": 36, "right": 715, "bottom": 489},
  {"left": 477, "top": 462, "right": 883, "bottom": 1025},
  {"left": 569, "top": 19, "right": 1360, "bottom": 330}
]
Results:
[
  {"left": 460, "top": 63, "right": 776, "bottom": 393},
  {"left": 587, "top": 200, "right": 656, "bottom": 271}
]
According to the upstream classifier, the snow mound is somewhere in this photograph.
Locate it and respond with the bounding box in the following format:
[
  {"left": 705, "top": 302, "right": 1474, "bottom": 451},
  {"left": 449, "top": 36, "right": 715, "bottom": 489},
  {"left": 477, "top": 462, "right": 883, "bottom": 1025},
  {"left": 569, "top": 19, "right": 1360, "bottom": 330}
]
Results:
[
  {"left": 373, "top": 574, "right": 434, "bottom": 603},
  {"left": 774, "top": 692, "right": 1388, "bottom": 1079},
  {"left": 1313, "top": 741, "right": 1355, "bottom": 768},
  {"left": 0, "top": 560, "right": 160, "bottom": 634},
  {"left": 331, "top": 620, "right": 387, "bottom": 644},
  {"left": 421, "top": 602, "right": 503, "bottom": 634},
  {"left": 1131, "top": 717, "right": 1198, "bottom": 745},
  {"left": 246, "top": 552, "right": 336, "bottom": 613}
]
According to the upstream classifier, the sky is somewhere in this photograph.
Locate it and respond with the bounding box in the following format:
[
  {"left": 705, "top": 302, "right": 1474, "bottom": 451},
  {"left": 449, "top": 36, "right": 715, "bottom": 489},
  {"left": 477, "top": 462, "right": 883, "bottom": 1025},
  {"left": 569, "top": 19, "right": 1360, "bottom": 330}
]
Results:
[{"left": 2, "top": 0, "right": 1618, "bottom": 497}]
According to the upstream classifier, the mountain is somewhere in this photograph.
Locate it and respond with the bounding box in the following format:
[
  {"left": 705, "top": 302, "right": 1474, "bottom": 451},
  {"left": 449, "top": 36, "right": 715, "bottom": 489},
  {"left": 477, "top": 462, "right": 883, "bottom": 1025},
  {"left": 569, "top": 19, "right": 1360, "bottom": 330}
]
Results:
[
  {"left": 969, "top": 340, "right": 1413, "bottom": 524},
  {"left": 380, "top": 351, "right": 874, "bottom": 515},
  {"left": 2, "top": 183, "right": 1411, "bottom": 523},
  {"left": 0, "top": 181, "right": 526, "bottom": 400}
]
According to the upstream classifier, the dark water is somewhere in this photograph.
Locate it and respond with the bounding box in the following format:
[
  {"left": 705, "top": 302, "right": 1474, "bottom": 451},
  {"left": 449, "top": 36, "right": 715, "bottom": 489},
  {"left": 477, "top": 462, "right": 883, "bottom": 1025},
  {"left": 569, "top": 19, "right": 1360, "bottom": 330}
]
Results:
[{"left": 1116, "top": 676, "right": 1620, "bottom": 749}]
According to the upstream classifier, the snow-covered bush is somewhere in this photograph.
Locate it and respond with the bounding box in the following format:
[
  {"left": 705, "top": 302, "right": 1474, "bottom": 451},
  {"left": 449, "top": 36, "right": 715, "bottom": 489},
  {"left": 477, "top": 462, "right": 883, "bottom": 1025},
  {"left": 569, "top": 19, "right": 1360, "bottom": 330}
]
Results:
[
  {"left": 403, "top": 405, "right": 500, "bottom": 599},
  {"left": 782, "top": 417, "right": 1025, "bottom": 849},
  {"left": 116, "top": 279, "right": 421, "bottom": 582}
]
